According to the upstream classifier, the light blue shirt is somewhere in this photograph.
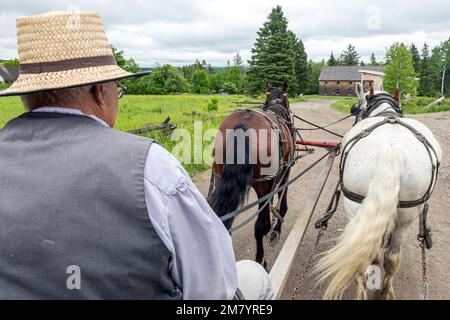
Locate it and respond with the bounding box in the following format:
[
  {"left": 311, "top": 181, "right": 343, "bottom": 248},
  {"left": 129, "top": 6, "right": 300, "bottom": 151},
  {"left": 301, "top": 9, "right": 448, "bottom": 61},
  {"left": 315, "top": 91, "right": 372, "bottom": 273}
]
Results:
[{"left": 32, "top": 107, "right": 238, "bottom": 300}]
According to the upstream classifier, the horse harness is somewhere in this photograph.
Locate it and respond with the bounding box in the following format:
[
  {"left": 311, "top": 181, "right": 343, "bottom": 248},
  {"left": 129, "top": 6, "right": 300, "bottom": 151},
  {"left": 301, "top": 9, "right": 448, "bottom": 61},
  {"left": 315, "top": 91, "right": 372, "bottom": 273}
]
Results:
[
  {"left": 250, "top": 105, "right": 296, "bottom": 185},
  {"left": 211, "top": 107, "right": 295, "bottom": 186},
  {"left": 340, "top": 114, "right": 440, "bottom": 211}
]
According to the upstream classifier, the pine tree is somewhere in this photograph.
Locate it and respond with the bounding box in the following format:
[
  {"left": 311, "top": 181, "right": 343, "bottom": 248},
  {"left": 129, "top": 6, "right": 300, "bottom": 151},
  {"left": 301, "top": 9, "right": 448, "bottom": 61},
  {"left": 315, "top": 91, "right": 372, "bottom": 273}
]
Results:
[
  {"left": 306, "top": 59, "right": 326, "bottom": 94},
  {"left": 340, "top": 44, "right": 360, "bottom": 66},
  {"left": 288, "top": 31, "right": 308, "bottom": 94},
  {"left": 369, "top": 53, "right": 379, "bottom": 66},
  {"left": 327, "top": 52, "right": 338, "bottom": 66},
  {"left": 248, "top": 6, "right": 296, "bottom": 93},
  {"left": 409, "top": 43, "right": 421, "bottom": 75},
  {"left": 233, "top": 52, "right": 243, "bottom": 67},
  {"left": 207, "top": 63, "right": 214, "bottom": 74},
  {"left": 419, "top": 43, "right": 432, "bottom": 96}
]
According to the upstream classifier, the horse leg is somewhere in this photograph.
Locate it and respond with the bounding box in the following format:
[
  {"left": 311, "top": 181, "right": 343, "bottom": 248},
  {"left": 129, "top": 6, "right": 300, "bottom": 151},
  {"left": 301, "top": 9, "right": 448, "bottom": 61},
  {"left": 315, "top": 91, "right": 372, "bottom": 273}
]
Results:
[
  {"left": 270, "top": 170, "right": 291, "bottom": 246},
  {"left": 375, "top": 211, "right": 415, "bottom": 300},
  {"left": 254, "top": 183, "right": 273, "bottom": 269}
]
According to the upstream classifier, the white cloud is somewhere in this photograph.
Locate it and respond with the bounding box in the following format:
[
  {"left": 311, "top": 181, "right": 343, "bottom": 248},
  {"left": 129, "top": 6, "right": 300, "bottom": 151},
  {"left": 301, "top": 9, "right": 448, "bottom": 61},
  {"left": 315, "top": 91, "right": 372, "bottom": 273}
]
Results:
[{"left": 0, "top": 0, "right": 449, "bottom": 66}]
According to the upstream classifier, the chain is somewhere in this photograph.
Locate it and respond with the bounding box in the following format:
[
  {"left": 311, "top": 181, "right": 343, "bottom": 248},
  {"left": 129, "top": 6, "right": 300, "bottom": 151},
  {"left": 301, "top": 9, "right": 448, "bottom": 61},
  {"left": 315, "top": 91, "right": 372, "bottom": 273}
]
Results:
[
  {"left": 290, "top": 227, "right": 327, "bottom": 300},
  {"left": 420, "top": 241, "right": 429, "bottom": 300},
  {"left": 261, "top": 213, "right": 277, "bottom": 267}
]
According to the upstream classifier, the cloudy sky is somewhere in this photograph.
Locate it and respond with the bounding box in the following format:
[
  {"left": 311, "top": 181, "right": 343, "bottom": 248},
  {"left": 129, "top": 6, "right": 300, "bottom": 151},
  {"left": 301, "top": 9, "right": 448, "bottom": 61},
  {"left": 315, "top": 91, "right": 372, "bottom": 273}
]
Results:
[{"left": 0, "top": 0, "right": 449, "bottom": 66}]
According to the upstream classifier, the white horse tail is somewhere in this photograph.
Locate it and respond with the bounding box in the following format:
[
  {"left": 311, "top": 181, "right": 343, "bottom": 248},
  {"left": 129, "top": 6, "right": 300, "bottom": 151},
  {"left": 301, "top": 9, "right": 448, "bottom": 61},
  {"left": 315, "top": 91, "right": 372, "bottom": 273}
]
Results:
[{"left": 314, "top": 145, "right": 405, "bottom": 299}]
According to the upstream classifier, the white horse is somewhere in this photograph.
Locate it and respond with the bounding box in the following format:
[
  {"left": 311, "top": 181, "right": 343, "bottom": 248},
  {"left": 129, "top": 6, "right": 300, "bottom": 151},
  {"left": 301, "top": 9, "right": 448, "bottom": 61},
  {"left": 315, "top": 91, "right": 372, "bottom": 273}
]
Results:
[{"left": 314, "top": 83, "right": 443, "bottom": 300}]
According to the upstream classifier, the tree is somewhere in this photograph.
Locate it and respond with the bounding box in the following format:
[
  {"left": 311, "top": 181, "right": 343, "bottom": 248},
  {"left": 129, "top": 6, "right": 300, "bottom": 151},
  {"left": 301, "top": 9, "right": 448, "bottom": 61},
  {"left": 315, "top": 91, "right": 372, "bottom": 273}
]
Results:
[
  {"left": 369, "top": 53, "right": 379, "bottom": 66},
  {"left": 233, "top": 52, "right": 243, "bottom": 67},
  {"left": 290, "top": 32, "right": 309, "bottom": 94},
  {"left": 429, "top": 39, "right": 450, "bottom": 96},
  {"left": 384, "top": 43, "right": 418, "bottom": 97},
  {"left": 409, "top": 43, "right": 421, "bottom": 75},
  {"left": 419, "top": 43, "right": 432, "bottom": 96},
  {"left": 327, "top": 52, "right": 338, "bottom": 66},
  {"left": 210, "top": 71, "right": 226, "bottom": 93},
  {"left": 191, "top": 69, "right": 210, "bottom": 94},
  {"left": 112, "top": 46, "right": 143, "bottom": 93},
  {"left": 112, "top": 46, "right": 140, "bottom": 73},
  {"left": 340, "top": 44, "right": 360, "bottom": 66},
  {"left": 306, "top": 59, "right": 326, "bottom": 94},
  {"left": 248, "top": 6, "right": 296, "bottom": 93},
  {"left": 207, "top": 63, "right": 214, "bottom": 74}
]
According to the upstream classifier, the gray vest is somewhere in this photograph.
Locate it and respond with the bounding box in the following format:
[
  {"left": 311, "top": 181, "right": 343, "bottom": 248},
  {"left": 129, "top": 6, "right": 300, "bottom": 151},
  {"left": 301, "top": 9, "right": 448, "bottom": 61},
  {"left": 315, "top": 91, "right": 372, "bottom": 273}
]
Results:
[{"left": 0, "top": 112, "right": 181, "bottom": 300}]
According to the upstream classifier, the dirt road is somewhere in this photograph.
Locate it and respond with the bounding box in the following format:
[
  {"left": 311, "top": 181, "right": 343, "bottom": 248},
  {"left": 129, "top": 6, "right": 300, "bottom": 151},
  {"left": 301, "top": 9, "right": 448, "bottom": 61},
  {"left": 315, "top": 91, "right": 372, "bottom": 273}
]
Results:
[{"left": 193, "top": 100, "right": 450, "bottom": 300}]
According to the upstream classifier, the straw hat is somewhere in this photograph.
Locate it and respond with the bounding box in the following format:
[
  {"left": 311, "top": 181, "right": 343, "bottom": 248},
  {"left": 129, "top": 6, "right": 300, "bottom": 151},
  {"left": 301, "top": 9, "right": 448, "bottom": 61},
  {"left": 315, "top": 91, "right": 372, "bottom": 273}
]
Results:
[{"left": 0, "top": 11, "right": 149, "bottom": 97}]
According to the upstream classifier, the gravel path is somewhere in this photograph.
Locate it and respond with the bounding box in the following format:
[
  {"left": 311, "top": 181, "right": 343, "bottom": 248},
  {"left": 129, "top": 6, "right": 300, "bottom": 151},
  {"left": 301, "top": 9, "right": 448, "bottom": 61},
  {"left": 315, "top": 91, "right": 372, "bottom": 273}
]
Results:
[{"left": 193, "top": 100, "right": 450, "bottom": 300}]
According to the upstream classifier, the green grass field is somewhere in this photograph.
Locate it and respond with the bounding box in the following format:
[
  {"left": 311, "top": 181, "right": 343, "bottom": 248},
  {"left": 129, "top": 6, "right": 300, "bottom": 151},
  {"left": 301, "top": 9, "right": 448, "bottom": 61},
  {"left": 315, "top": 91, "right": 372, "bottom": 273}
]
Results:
[{"left": 328, "top": 95, "right": 450, "bottom": 115}]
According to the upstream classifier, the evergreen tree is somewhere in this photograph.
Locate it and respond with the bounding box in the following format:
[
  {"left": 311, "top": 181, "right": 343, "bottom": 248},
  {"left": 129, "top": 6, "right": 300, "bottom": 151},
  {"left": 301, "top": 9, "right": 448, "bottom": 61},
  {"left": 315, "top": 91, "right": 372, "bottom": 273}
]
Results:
[
  {"left": 306, "top": 59, "right": 326, "bottom": 94},
  {"left": 327, "top": 52, "right": 338, "bottom": 66},
  {"left": 233, "top": 52, "right": 243, "bottom": 67},
  {"left": 369, "top": 53, "right": 379, "bottom": 66},
  {"left": 384, "top": 43, "right": 418, "bottom": 96},
  {"left": 295, "top": 38, "right": 309, "bottom": 93},
  {"left": 419, "top": 43, "right": 432, "bottom": 96},
  {"left": 207, "top": 63, "right": 214, "bottom": 74},
  {"left": 340, "top": 44, "right": 360, "bottom": 66},
  {"left": 248, "top": 5, "right": 296, "bottom": 93},
  {"left": 360, "top": 60, "right": 366, "bottom": 66},
  {"left": 409, "top": 43, "right": 421, "bottom": 75},
  {"left": 288, "top": 31, "right": 308, "bottom": 94}
]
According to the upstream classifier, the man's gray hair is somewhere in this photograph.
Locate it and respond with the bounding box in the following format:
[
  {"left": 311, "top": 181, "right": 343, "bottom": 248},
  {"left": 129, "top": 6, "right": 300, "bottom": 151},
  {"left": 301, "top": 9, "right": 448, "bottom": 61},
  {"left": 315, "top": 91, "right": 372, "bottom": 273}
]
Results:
[{"left": 21, "top": 85, "right": 93, "bottom": 110}]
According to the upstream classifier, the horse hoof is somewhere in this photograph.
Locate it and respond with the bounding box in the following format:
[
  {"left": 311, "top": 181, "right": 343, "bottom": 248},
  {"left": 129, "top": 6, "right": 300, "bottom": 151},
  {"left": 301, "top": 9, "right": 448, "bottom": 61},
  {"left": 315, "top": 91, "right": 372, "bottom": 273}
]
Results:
[{"left": 269, "top": 231, "right": 280, "bottom": 246}]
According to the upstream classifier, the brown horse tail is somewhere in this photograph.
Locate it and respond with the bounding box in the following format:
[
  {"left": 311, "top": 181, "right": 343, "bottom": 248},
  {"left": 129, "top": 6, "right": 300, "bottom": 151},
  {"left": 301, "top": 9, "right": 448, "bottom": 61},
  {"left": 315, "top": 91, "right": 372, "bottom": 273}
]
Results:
[{"left": 209, "top": 124, "right": 254, "bottom": 230}]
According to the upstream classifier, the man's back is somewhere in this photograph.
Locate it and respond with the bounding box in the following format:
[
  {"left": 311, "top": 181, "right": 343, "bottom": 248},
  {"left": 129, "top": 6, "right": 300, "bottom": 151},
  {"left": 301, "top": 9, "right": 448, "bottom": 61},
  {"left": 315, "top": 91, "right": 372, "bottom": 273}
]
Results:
[{"left": 0, "top": 112, "right": 180, "bottom": 299}]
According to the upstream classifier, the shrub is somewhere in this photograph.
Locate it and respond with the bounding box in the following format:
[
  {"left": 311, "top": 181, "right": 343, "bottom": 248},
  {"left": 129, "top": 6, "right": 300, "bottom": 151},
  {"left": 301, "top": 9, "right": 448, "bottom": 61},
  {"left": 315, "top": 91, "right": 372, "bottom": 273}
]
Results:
[
  {"left": 206, "top": 98, "right": 219, "bottom": 112},
  {"left": 223, "top": 82, "right": 239, "bottom": 94}
]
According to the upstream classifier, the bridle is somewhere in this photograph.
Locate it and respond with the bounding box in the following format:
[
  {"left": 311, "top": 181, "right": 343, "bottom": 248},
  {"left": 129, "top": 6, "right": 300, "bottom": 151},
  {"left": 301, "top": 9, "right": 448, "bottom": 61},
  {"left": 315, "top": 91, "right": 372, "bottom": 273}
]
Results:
[{"left": 352, "top": 93, "right": 403, "bottom": 124}]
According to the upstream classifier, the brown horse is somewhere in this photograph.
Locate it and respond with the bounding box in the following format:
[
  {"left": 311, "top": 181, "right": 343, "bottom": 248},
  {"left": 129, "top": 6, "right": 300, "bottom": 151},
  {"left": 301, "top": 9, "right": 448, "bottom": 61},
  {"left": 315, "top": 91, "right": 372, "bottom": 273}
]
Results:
[{"left": 209, "top": 81, "right": 296, "bottom": 266}]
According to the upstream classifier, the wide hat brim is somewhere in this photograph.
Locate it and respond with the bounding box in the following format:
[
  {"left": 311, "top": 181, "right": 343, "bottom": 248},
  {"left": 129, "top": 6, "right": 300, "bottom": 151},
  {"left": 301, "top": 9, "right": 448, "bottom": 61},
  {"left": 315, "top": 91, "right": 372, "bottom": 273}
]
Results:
[{"left": 0, "top": 65, "right": 150, "bottom": 97}]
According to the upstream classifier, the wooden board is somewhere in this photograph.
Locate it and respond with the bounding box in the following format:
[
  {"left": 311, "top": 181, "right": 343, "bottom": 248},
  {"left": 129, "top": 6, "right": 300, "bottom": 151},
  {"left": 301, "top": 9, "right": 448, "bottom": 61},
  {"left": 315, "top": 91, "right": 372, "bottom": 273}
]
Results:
[{"left": 269, "top": 151, "right": 337, "bottom": 299}]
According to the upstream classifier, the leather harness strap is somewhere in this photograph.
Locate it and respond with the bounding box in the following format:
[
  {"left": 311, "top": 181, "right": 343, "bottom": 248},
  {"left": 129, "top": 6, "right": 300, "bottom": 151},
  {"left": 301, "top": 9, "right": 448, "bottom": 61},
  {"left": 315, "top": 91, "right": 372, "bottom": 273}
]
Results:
[
  {"left": 242, "top": 107, "right": 295, "bottom": 185},
  {"left": 340, "top": 114, "right": 440, "bottom": 209}
]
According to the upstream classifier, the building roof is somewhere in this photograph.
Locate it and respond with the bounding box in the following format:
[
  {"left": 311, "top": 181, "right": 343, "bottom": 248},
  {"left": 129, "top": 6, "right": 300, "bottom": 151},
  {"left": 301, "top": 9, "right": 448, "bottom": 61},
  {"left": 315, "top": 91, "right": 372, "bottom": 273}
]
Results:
[
  {"left": 319, "top": 66, "right": 384, "bottom": 81},
  {"left": 0, "top": 64, "right": 19, "bottom": 82}
]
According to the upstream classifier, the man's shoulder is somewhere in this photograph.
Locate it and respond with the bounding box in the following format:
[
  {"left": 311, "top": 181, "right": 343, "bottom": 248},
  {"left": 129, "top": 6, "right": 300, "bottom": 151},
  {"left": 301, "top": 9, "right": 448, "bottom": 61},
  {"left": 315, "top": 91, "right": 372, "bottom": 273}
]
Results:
[{"left": 144, "top": 143, "right": 189, "bottom": 196}]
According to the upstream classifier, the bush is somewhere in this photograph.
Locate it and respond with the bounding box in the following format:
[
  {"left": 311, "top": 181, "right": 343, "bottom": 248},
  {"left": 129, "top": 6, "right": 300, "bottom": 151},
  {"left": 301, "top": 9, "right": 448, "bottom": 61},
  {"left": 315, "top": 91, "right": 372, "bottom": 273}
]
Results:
[
  {"left": 223, "top": 82, "right": 239, "bottom": 94},
  {"left": 206, "top": 98, "right": 219, "bottom": 112}
]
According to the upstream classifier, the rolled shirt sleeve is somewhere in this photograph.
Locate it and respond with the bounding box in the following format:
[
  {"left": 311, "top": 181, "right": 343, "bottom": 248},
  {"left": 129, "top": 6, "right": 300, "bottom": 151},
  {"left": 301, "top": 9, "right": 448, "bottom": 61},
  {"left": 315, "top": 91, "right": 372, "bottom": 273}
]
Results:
[{"left": 144, "top": 143, "right": 238, "bottom": 300}]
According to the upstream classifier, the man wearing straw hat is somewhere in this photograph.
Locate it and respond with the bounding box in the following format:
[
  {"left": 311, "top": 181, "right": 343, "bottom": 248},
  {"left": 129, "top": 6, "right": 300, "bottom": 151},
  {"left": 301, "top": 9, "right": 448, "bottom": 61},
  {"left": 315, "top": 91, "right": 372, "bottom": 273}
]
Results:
[{"left": 0, "top": 11, "right": 273, "bottom": 300}]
